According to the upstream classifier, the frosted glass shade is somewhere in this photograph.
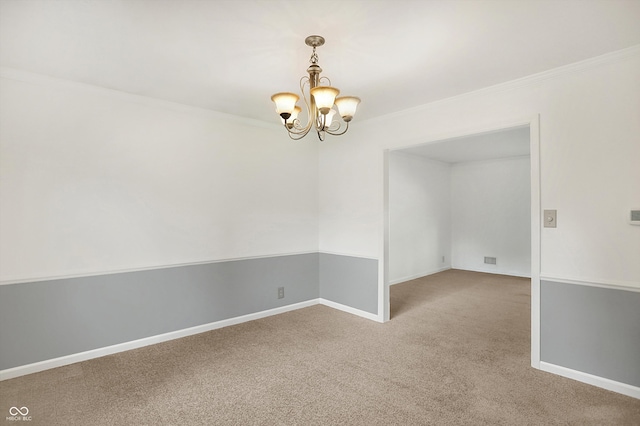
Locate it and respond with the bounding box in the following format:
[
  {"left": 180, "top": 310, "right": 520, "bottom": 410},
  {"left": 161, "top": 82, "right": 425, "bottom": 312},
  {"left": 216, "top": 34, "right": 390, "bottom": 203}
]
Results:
[
  {"left": 335, "top": 96, "right": 361, "bottom": 122},
  {"left": 311, "top": 86, "right": 340, "bottom": 114},
  {"left": 271, "top": 92, "right": 299, "bottom": 118},
  {"left": 290, "top": 105, "right": 301, "bottom": 122},
  {"left": 281, "top": 106, "right": 302, "bottom": 128},
  {"left": 323, "top": 109, "right": 337, "bottom": 129}
]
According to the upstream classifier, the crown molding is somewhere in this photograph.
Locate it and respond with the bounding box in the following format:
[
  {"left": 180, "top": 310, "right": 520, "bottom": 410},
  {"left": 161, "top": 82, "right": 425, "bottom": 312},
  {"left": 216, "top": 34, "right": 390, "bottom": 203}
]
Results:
[
  {"left": 4, "top": 45, "right": 637, "bottom": 130},
  {"left": 360, "top": 44, "right": 640, "bottom": 124},
  {"left": 0, "top": 66, "right": 281, "bottom": 130}
]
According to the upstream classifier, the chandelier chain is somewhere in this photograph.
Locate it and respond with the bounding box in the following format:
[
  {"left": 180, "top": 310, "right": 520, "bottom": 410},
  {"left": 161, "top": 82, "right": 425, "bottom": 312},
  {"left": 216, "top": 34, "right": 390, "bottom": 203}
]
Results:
[{"left": 309, "top": 47, "right": 319, "bottom": 65}]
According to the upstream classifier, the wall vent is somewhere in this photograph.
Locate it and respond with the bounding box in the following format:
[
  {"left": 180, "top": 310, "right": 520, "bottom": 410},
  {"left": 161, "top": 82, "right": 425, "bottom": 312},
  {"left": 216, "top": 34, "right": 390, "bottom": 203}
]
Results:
[{"left": 484, "top": 256, "right": 497, "bottom": 265}]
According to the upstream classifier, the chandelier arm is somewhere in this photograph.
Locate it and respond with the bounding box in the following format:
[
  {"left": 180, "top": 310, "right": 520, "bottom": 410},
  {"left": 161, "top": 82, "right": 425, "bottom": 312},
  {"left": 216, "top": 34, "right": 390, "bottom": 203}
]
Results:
[
  {"left": 272, "top": 35, "right": 358, "bottom": 141},
  {"left": 316, "top": 112, "right": 336, "bottom": 134},
  {"left": 280, "top": 121, "right": 309, "bottom": 139},
  {"left": 288, "top": 76, "right": 312, "bottom": 134},
  {"left": 316, "top": 112, "right": 325, "bottom": 132},
  {"left": 290, "top": 118, "right": 305, "bottom": 131},
  {"left": 325, "top": 121, "right": 350, "bottom": 136},
  {"left": 319, "top": 76, "right": 332, "bottom": 86},
  {"left": 327, "top": 118, "right": 341, "bottom": 132},
  {"left": 287, "top": 128, "right": 311, "bottom": 140},
  {"left": 288, "top": 128, "right": 312, "bottom": 140},
  {"left": 287, "top": 118, "right": 311, "bottom": 135}
]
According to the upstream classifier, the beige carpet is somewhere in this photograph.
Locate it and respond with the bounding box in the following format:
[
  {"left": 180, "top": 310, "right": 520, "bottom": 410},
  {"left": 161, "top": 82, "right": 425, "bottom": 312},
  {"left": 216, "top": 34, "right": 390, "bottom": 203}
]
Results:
[{"left": 1, "top": 270, "right": 639, "bottom": 425}]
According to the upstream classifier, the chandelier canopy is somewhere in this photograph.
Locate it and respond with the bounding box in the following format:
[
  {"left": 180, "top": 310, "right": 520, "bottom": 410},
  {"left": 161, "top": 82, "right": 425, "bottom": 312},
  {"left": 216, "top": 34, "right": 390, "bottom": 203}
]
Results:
[{"left": 271, "top": 35, "right": 361, "bottom": 141}]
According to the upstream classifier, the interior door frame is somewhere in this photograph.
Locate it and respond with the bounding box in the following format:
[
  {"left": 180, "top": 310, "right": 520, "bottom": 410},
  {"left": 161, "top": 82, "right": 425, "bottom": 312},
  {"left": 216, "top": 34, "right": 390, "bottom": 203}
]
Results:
[{"left": 380, "top": 114, "right": 541, "bottom": 369}]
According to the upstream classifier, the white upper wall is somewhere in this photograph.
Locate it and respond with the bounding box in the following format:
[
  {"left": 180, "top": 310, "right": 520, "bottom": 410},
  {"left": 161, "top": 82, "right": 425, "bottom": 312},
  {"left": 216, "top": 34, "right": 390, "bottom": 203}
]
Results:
[
  {"left": 319, "top": 48, "right": 640, "bottom": 288},
  {"left": 451, "top": 156, "right": 531, "bottom": 277},
  {"left": 401, "top": 126, "right": 530, "bottom": 163},
  {"left": 2, "top": 48, "right": 639, "bottom": 288},
  {"left": 388, "top": 152, "right": 451, "bottom": 283},
  {"left": 0, "top": 72, "right": 319, "bottom": 283}
]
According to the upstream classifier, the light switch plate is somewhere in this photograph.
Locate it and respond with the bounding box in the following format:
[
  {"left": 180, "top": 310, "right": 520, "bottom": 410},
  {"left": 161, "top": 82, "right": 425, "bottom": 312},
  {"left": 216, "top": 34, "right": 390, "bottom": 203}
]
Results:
[{"left": 544, "top": 210, "right": 557, "bottom": 228}]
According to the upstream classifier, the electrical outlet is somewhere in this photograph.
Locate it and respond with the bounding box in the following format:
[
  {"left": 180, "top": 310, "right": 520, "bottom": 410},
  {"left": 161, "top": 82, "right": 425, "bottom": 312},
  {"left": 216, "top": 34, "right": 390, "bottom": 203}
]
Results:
[
  {"left": 277, "top": 287, "right": 284, "bottom": 299},
  {"left": 484, "top": 256, "right": 497, "bottom": 265},
  {"left": 442, "top": 256, "right": 445, "bottom": 263}
]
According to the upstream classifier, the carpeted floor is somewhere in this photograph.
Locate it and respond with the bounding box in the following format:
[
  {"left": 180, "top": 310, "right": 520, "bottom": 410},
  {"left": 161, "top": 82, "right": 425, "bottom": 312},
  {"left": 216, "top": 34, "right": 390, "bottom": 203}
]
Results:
[{"left": 1, "top": 270, "right": 639, "bottom": 425}]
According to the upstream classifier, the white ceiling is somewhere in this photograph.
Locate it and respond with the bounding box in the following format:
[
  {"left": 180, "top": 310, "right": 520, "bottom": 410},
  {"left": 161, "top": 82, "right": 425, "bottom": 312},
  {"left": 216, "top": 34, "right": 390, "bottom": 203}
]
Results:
[
  {"left": 1, "top": 0, "right": 639, "bottom": 124},
  {"left": 398, "top": 126, "right": 530, "bottom": 163}
]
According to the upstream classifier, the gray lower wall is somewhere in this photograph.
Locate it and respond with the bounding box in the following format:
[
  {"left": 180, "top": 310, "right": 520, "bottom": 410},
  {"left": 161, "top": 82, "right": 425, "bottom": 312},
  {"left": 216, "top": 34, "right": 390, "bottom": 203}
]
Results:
[
  {"left": 0, "top": 253, "right": 319, "bottom": 371},
  {"left": 540, "top": 280, "right": 640, "bottom": 387},
  {"left": 319, "top": 253, "right": 378, "bottom": 315}
]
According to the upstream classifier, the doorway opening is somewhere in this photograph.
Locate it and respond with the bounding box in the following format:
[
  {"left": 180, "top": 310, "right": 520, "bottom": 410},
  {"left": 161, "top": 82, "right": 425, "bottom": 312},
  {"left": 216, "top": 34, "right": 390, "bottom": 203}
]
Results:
[{"left": 381, "top": 118, "right": 541, "bottom": 368}]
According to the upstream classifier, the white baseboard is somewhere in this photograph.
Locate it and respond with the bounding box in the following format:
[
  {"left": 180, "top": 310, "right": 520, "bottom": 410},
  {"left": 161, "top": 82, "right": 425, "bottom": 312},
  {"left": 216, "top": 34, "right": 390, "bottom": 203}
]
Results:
[
  {"left": 319, "top": 298, "right": 383, "bottom": 323},
  {"left": 451, "top": 266, "right": 531, "bottom": 279},
  {"left": 389, "top": 267, "right": 451, "bottom": 285},
  {"left": 1, "top": 297, "right": 385, "bottom": 381},
  {"left": 539, "top": 361, "right": 640, "bottom": 399},
  {"left": 0, "top": 299, "right": 320, "bottom": 381}
]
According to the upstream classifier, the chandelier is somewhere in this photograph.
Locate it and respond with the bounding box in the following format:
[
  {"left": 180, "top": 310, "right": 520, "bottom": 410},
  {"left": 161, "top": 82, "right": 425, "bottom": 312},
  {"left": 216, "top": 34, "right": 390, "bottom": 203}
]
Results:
[{"left": 270, "top": 35, "right": 361, "bottom": 141}]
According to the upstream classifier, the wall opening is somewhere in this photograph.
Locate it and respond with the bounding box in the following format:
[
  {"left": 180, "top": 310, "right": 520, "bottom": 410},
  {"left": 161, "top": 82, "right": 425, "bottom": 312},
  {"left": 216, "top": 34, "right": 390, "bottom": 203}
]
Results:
[
  {"left": 388, "top": 125, "right": 531, "bottom": 285},
  {"left": 381, "top": 118, "right": 541, "bottom": 368}
]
